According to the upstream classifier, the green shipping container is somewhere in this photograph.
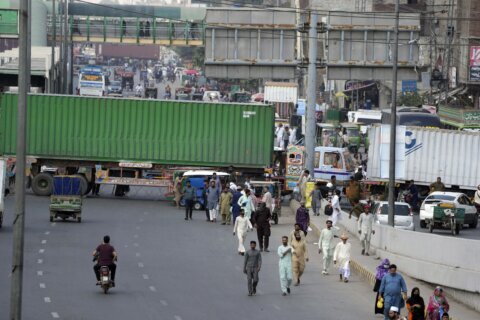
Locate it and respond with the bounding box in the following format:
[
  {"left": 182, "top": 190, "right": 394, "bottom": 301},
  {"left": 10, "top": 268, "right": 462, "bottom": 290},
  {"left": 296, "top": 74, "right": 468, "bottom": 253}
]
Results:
[{"left": 0, "top": 94, "right": 274, "bottom": 168}]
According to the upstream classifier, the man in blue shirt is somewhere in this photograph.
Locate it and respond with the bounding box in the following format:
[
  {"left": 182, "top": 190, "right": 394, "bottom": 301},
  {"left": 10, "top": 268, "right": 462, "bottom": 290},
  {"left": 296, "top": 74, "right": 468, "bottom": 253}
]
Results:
[
  {"left": 379, "top": 264, "right": 407, "bottom": 320},
  {"left": 183, "top": 180, "right": 196, "bottom": 220}
]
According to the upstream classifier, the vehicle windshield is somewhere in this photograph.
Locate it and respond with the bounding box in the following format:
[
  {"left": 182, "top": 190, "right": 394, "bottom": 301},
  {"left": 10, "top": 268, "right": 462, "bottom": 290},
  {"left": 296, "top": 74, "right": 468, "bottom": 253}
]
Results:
[
  {"left": 110, "top": 81, "right": 121, "bottom": 87},
  {"left": 346, "top": 128, "right": 360, "bottom": 137},
  {"left": 343, "top": 150, "right": 356, "bottom": 172},
  {"left": 380, "top": 204, "right": 410, "bottom": 216},
  {"left": 425, "top": 195, "right": 456, "bottom": 201}
]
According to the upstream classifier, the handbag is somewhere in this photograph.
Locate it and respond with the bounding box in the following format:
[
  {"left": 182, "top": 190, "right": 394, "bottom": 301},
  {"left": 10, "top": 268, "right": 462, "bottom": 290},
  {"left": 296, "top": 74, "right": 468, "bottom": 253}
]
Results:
[{"left": 324, "top": 204, "right": 333, "bottom": 216}]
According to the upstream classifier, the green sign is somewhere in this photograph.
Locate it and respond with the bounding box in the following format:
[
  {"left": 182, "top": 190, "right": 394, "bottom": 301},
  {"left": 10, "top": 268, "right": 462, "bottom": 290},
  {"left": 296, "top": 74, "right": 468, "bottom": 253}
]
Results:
[
  {"left": 0, "top": 9, "right": 18, "bottom": 37},
  {"left": 464, "top": 111, "right": 480, "bottom": 124}
]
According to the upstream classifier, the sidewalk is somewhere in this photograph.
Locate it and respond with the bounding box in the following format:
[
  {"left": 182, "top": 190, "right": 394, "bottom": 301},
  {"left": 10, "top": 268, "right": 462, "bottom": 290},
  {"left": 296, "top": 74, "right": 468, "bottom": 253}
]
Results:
[{"left": 286, "top": 200, "right": 480, "bottom": 320}]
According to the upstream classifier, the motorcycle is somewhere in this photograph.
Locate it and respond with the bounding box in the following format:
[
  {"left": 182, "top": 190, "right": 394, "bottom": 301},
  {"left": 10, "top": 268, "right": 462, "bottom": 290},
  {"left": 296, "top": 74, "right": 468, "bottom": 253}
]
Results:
[
  {"left": 99, "top": 266, "right": 114, "bottom": 294},
  {"left": 93, "top": 254, "right": 116, "bottom": 294}
]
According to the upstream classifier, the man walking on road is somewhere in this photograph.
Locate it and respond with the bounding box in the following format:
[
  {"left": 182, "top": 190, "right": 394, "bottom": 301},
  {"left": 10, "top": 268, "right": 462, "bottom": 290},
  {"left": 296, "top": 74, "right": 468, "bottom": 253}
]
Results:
[
  {"left": 207, "top": 180, "right": 220, "bottom": 222},
  {"left": 318, "top": 220, "right": 336, "bottom": 275},
  {"left": 310, "top": 182, "right": 323, "bottom": 216},
  {"left": 358, "top": 205, "right": 375, "bottom": 255},
  {"left": 333, "top": 233, "right": 351, "bottom": 282},
  {"left": 220, "top": 187, "right": 233, "bottom": 225},
  {"left": 183, "top": 180, "right": 196, "bottom": 220},
  {"left": 233, "top": 210, "right": 253, "bottom": 255},
  {"left": 243, "top": 241, "right": 262, "bottom": 296},
  {"left": 261, "top": 186, "right": 273, "bottom": 211},
  {"left": 231, "top": 186, "right": 243, "bottom": 224},
  {"left": 291, "top": 231, "right": 308, "bottom": 286},
  {"left": 237, "top": 189, "right": 255, "bottom": 221},
  {"left": 295, "top": 201, "right": 310, "bottom": 236},
  {"left": 252, "top": 202, "right": 271, "bottom": 252},
  {"left": 379, "top": 264, "right": 408, "bottom": 320},
  {"left": 278, "top": 236, "right": 293, "bottom": 296}
]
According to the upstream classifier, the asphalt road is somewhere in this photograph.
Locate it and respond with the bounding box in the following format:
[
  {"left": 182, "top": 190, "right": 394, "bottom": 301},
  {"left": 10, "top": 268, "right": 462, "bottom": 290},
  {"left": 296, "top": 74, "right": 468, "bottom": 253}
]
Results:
[{"left": 0, "top": 191, "right": 378, "bottom": 320}]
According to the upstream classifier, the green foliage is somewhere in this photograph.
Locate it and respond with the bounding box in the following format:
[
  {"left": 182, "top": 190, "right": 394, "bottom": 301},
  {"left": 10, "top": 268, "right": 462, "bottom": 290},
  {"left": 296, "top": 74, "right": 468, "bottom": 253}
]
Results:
[{"left": 397, "top": 92, "right": 424, "bottom": 107}]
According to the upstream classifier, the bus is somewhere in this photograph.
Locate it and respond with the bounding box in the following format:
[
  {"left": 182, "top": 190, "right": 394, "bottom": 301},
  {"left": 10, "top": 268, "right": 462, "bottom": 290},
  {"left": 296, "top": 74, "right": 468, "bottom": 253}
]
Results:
[{"left": 77, "top": 65, "right": 106, "bottom": 97}]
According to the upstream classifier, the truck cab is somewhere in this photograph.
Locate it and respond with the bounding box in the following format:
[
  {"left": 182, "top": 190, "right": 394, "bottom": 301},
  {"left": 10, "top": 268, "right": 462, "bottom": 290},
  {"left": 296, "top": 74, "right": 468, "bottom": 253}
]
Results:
[{"left": 313, "top": 147, "right": 355, "bottom": 181}]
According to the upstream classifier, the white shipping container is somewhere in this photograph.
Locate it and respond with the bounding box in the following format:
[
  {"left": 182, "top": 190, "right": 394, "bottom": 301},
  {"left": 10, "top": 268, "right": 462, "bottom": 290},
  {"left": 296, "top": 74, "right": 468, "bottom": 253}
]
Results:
[
  {"left": 264, "top": 82, "right": 298, "bottom": 104},
  {"left": 367, "top": 125, "right": 480, "bottom": 190}
]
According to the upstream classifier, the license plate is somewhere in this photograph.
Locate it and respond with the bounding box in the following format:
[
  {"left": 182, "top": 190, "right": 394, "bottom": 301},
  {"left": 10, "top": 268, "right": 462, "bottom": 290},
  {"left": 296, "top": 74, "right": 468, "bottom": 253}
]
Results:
[{"left": 102, "top": 276, "right": 109, "bottom": 282}]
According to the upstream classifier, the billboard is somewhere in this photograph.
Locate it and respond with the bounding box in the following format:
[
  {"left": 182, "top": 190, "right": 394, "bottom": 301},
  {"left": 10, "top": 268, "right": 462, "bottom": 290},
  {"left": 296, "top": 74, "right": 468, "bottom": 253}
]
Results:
[
  {"left": 0, "top": 9, "right": 19, "bottom": 38},
  {"left": 469, "top": 46, "right": 480, "bottom": 81}
]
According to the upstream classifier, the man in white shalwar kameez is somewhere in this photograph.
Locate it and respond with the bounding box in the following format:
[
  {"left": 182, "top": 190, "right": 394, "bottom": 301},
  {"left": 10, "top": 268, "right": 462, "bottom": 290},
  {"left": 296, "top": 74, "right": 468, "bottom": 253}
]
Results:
[
  {"left": 318, "top": 220, "right": 336, "bottom": 275},
  {"left": 233, "top": 210, "right": 253, "bottom": 255},
  {"left": 357, "top": 206, "right": 375, "bottom": 256},
  {"left": 275, "top": 124, "right": 285, "bottom": 148},
  {"left": 277, "top": 236, "right": 293, "bottom": 296},
  {"left": 331, "top": 189, "right": 342, "bottom": 226},
  {"left": 333, "top": 233, "right": 351, "bottom": 282}
]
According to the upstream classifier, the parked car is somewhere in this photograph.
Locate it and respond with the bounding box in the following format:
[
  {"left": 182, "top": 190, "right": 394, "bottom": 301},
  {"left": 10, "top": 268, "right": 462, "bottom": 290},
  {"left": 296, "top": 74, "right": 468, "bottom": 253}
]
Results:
[
  {"left": 419, "top": 192, "right": 478, "bottom": 229},
  {"left": 372, "top": 201, "right": 415, "bottom": 231},
  {"left": 107, "top": 81, "right": 123, "bottom": 96}
]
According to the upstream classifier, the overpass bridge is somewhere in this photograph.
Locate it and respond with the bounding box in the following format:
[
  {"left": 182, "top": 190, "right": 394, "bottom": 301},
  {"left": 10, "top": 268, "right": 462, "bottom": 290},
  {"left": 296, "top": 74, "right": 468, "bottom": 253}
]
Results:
[{"left": 47, "top": 3, "right": 206, "bottom": 46}]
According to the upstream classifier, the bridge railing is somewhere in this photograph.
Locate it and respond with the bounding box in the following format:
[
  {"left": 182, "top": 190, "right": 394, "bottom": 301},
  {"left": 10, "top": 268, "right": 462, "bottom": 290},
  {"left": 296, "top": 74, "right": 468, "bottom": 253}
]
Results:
[{"left": 47, "top": 16, "right": 205, "bottom": 45}]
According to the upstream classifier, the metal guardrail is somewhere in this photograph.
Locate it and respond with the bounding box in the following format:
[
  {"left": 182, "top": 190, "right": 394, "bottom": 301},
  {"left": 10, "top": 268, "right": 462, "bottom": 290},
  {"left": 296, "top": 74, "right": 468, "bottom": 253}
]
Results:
[{"left": 46, "top": 16, "right": 205, "bottom": 45}]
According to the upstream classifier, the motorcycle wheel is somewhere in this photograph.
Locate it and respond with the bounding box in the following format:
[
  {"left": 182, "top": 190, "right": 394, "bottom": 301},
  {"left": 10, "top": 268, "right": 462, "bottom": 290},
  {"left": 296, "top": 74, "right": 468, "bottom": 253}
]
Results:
[{"left": 103, "top": 286, "right": 108, "bottom": 294}]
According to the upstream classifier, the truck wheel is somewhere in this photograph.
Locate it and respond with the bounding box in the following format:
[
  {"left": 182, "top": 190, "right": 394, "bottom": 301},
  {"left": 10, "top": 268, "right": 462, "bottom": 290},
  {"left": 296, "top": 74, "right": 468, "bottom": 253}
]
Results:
[
  {"left": 455, "top": 224, "right": 460, "bottom": 235},
  {"left": 420, "top": 220, "right": 426, "bottom": 228},
  {"left": 75, "top": 175, "right": 89, "bottom": 196},
  {"left": 32, "top": 173, "right": 53, "bottom": 196},
  {"left": 194, "top": 202, "right": 202, "bottom": 210},
  {"left": 77, "top": 217, "right": 82, "bottom": 223}
]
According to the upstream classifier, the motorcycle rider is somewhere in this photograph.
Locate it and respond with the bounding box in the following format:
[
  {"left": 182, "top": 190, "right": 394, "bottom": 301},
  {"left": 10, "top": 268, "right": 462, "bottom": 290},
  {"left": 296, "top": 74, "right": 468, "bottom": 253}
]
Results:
[{"left": 93, "top": 235, "right": 117, "bottom": 286}]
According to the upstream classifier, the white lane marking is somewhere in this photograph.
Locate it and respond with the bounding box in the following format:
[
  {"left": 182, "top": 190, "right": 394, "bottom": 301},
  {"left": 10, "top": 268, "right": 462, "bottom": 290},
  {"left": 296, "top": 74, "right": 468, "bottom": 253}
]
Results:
[
  {"left": 51, "top": 312, "right": 60, "bottom": 318},
  {"left": 44, "top": 297, "right": 51, "bottom": 303},
  {"left": 135, "top": 252, "right": 141, "bottom": 257},
  {"left": 142, "top": 274, "right": 149, "bottom": 280},
  {"left": 134, "top": 234, "right": 139, "bottom": 238},
  {"left": 37, "top": 271, "right": 43, "bottom": 276},
  {"left": 37, "top": 259, "right": 43, "bottom": 264},
  {"left": 138, "top": 262, "right": 144, "bottom": 268},
  {"left": 160, "top": 300, "right": 168, "bottom": 306},
  {"left": 313, "top": 242, "right": 318, "bottom": 245},
  {"left": 44, "top": 231, "right": 50, "bottom": 235},
  {"left": 39, "top": 249, "right": 45, "bottom": 254},
  {"left": 41, "top": 240, "right": 47, "bottom": 244},
  {"left": 174, "top": 316, "right": 182, "bottom": 320},
  {"left": 133, "top": 243, "right": 139, "bottom": 247},
  {"left": 149, "top": 286, "right": 157, "bottom": 292},
  {"left": 39, "top": 283, "right": 46, "bottom": 289},
  {"left": 273, "top": 304, "right": 281, "bottom": 310}
]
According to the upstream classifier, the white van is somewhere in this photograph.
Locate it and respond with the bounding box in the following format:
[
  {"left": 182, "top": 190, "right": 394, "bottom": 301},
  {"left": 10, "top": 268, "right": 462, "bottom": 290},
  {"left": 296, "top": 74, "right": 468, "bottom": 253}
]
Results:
[{"left": 313, "top": 147, "right": 356, "bottom": 181}]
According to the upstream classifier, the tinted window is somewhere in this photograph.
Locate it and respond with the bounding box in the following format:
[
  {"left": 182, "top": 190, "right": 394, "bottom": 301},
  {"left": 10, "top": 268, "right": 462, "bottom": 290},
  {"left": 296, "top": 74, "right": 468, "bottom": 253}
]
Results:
[
  {"left": 426, "top": 195, "right": 456, "bottom": 201},
  {"left": 380, "top": 204, "right": 410, "bottom": 216},
  {"left": 397, "top": 114, "right": 442, "bottom": 128},
  {"left": 356, "top": 117, "right": 382, "bottom": 125}
]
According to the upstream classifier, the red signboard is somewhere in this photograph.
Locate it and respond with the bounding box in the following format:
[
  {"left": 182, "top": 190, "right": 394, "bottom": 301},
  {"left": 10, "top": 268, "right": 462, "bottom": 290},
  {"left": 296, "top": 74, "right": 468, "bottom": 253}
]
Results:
[{"left": 469, "top": 46, "right": 480, "bottom": 66}]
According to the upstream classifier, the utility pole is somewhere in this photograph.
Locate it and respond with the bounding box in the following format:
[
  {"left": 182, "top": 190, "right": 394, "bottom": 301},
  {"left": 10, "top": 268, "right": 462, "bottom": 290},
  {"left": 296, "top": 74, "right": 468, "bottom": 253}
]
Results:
[
  {"left": 9, "top": 0, "right": 30, "bottom": 318},
  {"left": 51, "top": 0, "right": 56, "bottom": 93},
  {"left": 305, "top": 11, "right": 318, "bottom": 174},
  {"left": 443, "top": 0, "right": 455, "bottom": 105},
  {"left": 63, "top": 0, "right": 68, "bottom": 94},
  {"left": 388, "top": 0, "right": 400, "bottom": 227}
]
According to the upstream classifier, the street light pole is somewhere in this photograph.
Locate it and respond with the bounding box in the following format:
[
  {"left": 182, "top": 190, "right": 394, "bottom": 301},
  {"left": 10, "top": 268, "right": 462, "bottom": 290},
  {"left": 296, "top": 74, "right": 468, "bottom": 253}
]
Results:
[
  {"left": 9, "top": 0, "right": 30, "bottom": 317},
  {"left": 388, "top": 0, "right": 400, "bottom": 227},
  {"left": 305, "top": 11, "right": 318, "bottom": 174},
  {"left": 51, "top": 0, "right": 56, "bottom": 93}
]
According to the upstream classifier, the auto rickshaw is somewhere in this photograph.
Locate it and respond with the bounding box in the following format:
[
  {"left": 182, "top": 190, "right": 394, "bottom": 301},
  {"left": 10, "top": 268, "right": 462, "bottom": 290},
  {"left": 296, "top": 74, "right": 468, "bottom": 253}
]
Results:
[
  {"left": 316, "top": 123, "right": 341, "bottom": 147},
  {"left": 250, "top": 180, "right": 282, "bottom": 224},
  {"left": 340, "top": 122, "right": 363, "bottom": 153},
  {"left": 49, "top": 176, "right": 83, "bottom": 222},
  {"left": 427, "top": 203, "right": 465, "bottom": 235}
]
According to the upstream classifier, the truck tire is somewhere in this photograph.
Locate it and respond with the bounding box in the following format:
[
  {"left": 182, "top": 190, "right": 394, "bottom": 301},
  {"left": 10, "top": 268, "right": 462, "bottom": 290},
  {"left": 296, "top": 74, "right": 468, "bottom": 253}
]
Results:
[
  {"left": 420, "top": 220, "right": 426, "bottom": 228},
  {"left": 74, "top": 175, "right": 89, "bottom": 196},
  {"left": 469, "top": 215, "right": 478, "bottom": 229},
  {"left": 32, "top": 173, "right": 53, "bottom": 196}
]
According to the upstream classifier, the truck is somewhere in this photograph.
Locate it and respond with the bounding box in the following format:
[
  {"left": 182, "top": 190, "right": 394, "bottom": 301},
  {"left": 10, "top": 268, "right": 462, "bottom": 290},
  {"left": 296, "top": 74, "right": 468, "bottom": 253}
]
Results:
[
  {"left": 366, "top": 124, "right": 480, "bottom": 196},
  {"left": 0, "top": 93, "right": 274, "bottom": 197}
]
